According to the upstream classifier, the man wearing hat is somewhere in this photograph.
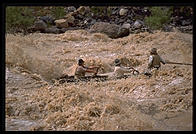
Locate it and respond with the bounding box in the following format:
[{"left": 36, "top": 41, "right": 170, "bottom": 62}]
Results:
[
  {"left": 148, "top": 48, "right": 166, "bottom": 70},
  {"left": 74, "top": 59, "right": 99, "bottom": 79},
  {"left": 98, "top": 58, "right": 137, "bottom": 79}
]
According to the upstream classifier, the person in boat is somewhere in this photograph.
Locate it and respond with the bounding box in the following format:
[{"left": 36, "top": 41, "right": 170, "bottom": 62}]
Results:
[
  {"left": 74, "top": 58, "right": 99, "bottom": 79},
  {"left": 97, "top": 58, "right": 138, "bottom": 79}
]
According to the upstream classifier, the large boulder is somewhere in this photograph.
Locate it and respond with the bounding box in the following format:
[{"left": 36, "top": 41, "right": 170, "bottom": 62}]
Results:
[
  {"left": 89, "top": 22, "right": 120, "bottom": 39},
  {"left": 55, "top": 14, "right": 75, "bottom": 29},
  {"left": 64, "top": 14, "right": 75, "bottom": 26},
  {"left": 39, "top": 15, "right": 55, "bottom": 25},
  {"left": 55, "top": 19, "right": 69, "bottom": 28},
  {"left": 76, "top": 6, "right": 90, "bottom": 16},
  {"left": 117, "top": 23, "right": 130, "bottom": 38},
  {"left": 89, "top": 22, "right": 132, "bottom": 39}
]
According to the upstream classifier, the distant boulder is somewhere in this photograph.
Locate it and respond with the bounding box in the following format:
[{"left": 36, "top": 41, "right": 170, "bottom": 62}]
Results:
[
  {"left": 89, "top": 22, "right": 131, "bottom": 39},
  {"left": 117, "top": 26, "right": 130, "bottom": 38},
  {"left": 39, "top": 15, "right": 55, "bottom": 25},
  {"left": 33, "top": 20, "right": 47, "bottom": 32},
  {"left": 76, "top": 6, "right": 90, "bottom": 16},
  {"left": 133, "top": 20, "right": 144, "bottom": 29},
  {"left": 55, "top": 19, "right": 69, "bottom": 28},
  {"left": 89, "top": 22, "right": 120, "bottom": 39},
  {"left": 45, "top": 26, "right": 61, "bottom": 34},
  {"left": 64, "top": 14, "right": 75, "bottom": 26},
  {"left": 121, "top": 23, "right": 131, "bottom": 29},
  {"left": 67, "top": 6, "right": 76, "bottom": 12},
  {"left": 119, "top": 8, "right": 128, "bottom": 16}
]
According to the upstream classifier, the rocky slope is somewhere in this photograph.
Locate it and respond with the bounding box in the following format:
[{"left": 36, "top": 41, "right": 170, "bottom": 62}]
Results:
[{"left": 26, "top": 6, "right": 192, "bottom": 36}]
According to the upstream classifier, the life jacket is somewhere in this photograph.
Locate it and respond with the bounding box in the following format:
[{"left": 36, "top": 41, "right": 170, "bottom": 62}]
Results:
[{"left": 152, "top": 55, "right": 161, "bottom": 68}]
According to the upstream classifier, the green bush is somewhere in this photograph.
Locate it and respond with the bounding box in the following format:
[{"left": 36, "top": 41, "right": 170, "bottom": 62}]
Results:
[
  {"left": 51, "top": 7, "right": 65, "bottom": 19},
  {"left": 144, "top": 7, "right": 172, "bottom": 30},
  {"left": 6, "top": 6, "right": 35, "bottom": 33},
  {"left": 90, "top": 6, "right": 110, "bottom": 17}
]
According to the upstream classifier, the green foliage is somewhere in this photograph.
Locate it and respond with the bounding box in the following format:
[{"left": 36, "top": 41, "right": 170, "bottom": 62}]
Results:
[
  {"left": 144, "top": 7, "right": 172, "bottom": 30},
  {"left": 6, "top": 6, "right": 35, "bottom": 33},
  {"left": 51, "top": 7, "right": 65, "bottom": 19},
  {"left": 90, "top": 6, "right": 110, "bottom": 17}
]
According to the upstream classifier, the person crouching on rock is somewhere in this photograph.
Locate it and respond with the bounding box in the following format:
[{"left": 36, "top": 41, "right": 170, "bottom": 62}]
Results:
[{"left": 74, "top": 59, "right": 99, "bottom": 79}]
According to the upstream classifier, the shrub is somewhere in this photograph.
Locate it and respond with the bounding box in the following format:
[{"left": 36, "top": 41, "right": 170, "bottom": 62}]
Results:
[
  {"left": 144, "top": 7, "right": 172, "bottom": 30},
  {"left": 6, "top": 6, "right": 35, "bottom": 33},
  {"left": 51, "top": 7, "right": 65, "bottom": 19},
  {"left": 90, "top": 6, "right": 111, "bottom": 17}
]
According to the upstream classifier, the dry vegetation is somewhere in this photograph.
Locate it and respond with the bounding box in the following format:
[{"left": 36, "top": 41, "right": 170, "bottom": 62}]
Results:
[{"left": 6, "top": 29, "right": 192, "bottom": 131}]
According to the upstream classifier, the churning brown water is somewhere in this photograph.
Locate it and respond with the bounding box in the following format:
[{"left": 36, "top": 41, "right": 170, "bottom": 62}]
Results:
[{"left": 5, "top": 29, "right": 192, "bottom": 131}]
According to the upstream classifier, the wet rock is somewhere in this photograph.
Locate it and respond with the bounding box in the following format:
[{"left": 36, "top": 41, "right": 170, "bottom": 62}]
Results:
[
  {"left": 162, "top": 25, "right": 174, "bottom": 32},
  {"left": 67, "top": 6, "right": 76, "bottom": 12},
  {"left": 133, "top": 20, "right": 144, "bottom": 29},
  {"left": 33, "top": 20, "right": 47, "bottom": 32},
  {"left": 89, "top": 22, "right": 120, "bottom": 39},
  {"left": 181, "top": 20, "right": 192, "bottom": 26},
  {"left": 45, "top": 26, "right": 61, "bottom": 34},
  {"left": 121, "top": 23, "right": 131, "bottom": 29},
  {"left": 119, "top": 8, "right": 128, "bottom": 16},
  {"left": 117, "top": 26, "right": 130, "bottom": 38},
  {"left": 178, "top": 25, "right": 193, "bottom": 33},
  {"left": 39, "top": 15, "right": 55, "bottom": 25},
  {"left": 76, "top": 6, "right": 90, "bottom": 16},
  {"left": 90, "top": 19, "right": 96, "bottom": 25}
]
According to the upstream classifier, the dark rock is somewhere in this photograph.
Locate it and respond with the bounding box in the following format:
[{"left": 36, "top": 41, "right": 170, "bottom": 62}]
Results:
[
  {"left": 178, "top": 25, "right": 192, "bottom": 33},
  {"left": 44, "top": 26, "right": 60, "bottom": 34},
  {"left": 67, "top": 6, "right": 76, "bottom": 12},
  {"left": 133, "top": 20, "right": 144, "bottom": 29},
  {"left": 89, "top": 22, "right": 120, "bottom": 39},
  {"left": 39, "top": 15, "right": 55, "bottom": 25},
  {"left": 181, "top": 20, "right": 191, "bottom": 26},
  {"left": 117, "top": 27, "right": 130, "bottom": 38},
  {"left": 162, "top": 25, "right": 174, "bottom": 32},
  {"left": 90, "top": 19, "right": 96, "bottom": 25},
  {"left": 33, "top": 20, "right": 47, "bottom": 32}
]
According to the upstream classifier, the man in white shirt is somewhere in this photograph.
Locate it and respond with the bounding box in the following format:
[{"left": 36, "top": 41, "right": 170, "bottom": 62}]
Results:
[{"left": 98, "top": 59, "right": 138, "bottom": 79}]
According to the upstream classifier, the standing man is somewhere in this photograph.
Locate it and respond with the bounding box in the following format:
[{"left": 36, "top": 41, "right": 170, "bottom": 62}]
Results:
[{"left": 148, "top": 48, "right": 166, "bottom": 70}]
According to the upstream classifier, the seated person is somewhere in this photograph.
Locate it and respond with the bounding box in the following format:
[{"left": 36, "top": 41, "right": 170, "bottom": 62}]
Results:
[
  {"left": 98, "top": 59, "right": 138, "bottom": 79},
  {"left": 74, "top": 59, "right": 99, "bottom": 79}
]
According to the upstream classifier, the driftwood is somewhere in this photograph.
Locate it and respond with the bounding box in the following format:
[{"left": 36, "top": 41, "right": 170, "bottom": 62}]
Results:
[{"left": 165, "top": 61, "right": 192, "bottom": 66}]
